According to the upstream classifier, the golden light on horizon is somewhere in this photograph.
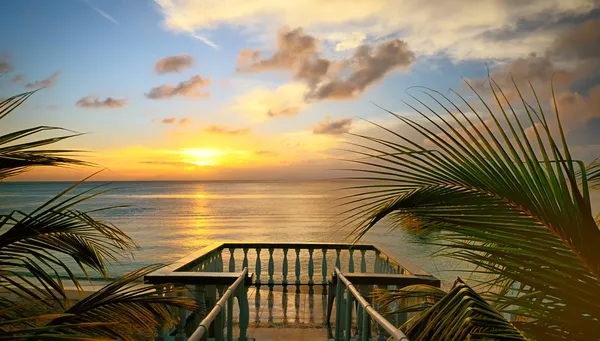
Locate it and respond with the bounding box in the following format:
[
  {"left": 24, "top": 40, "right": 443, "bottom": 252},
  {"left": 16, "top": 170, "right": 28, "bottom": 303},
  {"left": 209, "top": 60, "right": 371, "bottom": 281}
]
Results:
[{"left": 178, "top": 148, "right": 226, "bottom": 166}]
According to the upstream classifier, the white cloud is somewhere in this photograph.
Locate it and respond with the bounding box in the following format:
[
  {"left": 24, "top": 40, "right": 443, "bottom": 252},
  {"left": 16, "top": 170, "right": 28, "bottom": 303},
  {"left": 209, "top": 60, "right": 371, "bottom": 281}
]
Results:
[
  {"left": 233, "top": 82, "right": 309, "bottom": 121},
  {"left": 154, "top": 0, "right": 596, "bottom": 60}
]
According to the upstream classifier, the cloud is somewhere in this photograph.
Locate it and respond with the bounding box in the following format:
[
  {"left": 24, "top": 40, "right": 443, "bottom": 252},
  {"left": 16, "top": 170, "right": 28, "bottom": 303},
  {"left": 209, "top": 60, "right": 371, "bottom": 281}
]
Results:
[
  {"left": 155, "top": 0, "right": 597, "bottom": 61},
  {"left": 548, "top": 17, "right": 600, "bottom": 63},
  {"left": 157, "top": 117, "right": 191, "bottom": 125},
  {"left": 238, "top": 27, "right": 415, "bottom": 101},
  {"left": 254, "top": 150, "right": 277, "bottom": 156},
  {"left": 470, "top": 17, "right": 600, "bottom": 100},
  {"left": 567, "top": 118, "right": 600, "bottom": 146},
  {"left": 76, "top": 96, "right": 127, "bottom": 109},
  {"left": 331, "top": 32, "right": 366, "bottom": 51},
  {"left": 0, "top": 59, "right": 12, "bottom": 74},
  {"left": 25, "top": 72, "right": 61, "bottom": 89},
  {"left": 307, "top": 39, "right": 415, "bottom": 100},
  {"left": 555, "top": 85, "right": 600, "bottom": 130},
  {"left": 154, "top": 54, "right": 194, "bottom": 74},
  {"left": 139, "top": 161, "right": 196, "bottom": 167},
  {"left": 146, "top": 74, "right": 210, "bottom": 99},
  {"left": 203, "top": 125, "right": 250, "bottom": 135},
  {"left": 238, "top": 27, "right": 318, "bottom": 72},
  {"left": 11, "top": 74, "right": 23, "bottom": 84},
  {"left": 233, "top": 82, "right": 309, "bottom": 121},
  {"left": 313, "top": 116, "right": 353, "bottom": 135}
]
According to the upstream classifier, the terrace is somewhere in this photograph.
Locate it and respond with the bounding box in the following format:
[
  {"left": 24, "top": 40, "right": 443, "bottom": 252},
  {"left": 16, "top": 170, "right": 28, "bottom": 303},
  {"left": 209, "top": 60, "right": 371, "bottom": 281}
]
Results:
[{"left": 144, "top": 242, "right": 440, "bottom": 341}]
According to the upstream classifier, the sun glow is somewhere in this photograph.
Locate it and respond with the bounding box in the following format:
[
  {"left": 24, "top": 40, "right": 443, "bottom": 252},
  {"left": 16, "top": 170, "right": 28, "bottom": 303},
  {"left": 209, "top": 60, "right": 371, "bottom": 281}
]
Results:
[{"left": 178, "top": 148, "right": 226, "bottom": 166}]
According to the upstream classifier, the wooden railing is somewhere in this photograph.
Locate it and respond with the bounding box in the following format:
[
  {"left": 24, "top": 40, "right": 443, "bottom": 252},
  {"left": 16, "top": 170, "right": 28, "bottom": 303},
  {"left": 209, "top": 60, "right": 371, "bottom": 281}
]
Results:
[{"left": 328, "top": 268, "right": 441, "bottom": 341}]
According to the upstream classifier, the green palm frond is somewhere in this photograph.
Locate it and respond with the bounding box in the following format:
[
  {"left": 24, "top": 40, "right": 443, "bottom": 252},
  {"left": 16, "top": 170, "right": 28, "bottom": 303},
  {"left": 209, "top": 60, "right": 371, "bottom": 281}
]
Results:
[
  {"left": 42, "top": 266, "right": 198, "bottom": 341},
  {"left": 373, "top": 284, "right": 447, "bottom": 315},
  {"left": 401, "top": 281, "right": 527, "bottom": 341},
  {"left": 342, "top": 81, "right": 600, "bottom": 339},
  {"left": 587, "top": 159, "right": 600, "bottom": 190},
  {"left": 0, "top": 174, "right": 136, "bottom": 303},
  {"left": 0, "top": 267, "right": 198, "bottom": 341},
  {"left": 0, "top": 91, "right": 91, "bottom": 180}
]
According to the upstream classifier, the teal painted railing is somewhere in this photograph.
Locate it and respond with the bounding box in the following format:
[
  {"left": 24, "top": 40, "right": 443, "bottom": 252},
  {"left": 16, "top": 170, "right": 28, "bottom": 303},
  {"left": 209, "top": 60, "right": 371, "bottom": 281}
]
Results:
[
  {"left": 145, "top": 269, "right": 252, "bottom": 341},
  {"left": 187, "top": 268, "right": 249, "bottom": 341},
  {"left": 328, "top": 268, "right": 441, "bottom": 341},
  {"left": 171, "top": 242, "right": 424, "bottom": 289},
  {"left": 144, "top": 242, "right": 439, "bottom": 341}
]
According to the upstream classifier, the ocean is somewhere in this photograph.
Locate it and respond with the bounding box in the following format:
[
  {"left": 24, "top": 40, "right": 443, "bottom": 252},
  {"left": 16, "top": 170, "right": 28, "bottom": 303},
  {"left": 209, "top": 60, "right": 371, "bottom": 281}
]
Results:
[{"left": 0, "top": 181, "right": 446, "bottom": 281}]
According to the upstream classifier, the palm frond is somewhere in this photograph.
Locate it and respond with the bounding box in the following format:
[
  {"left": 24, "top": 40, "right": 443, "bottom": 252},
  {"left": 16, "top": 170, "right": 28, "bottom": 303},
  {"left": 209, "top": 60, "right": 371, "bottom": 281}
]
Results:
[
  {"left": 0, "top": 174, "right": 136, "bottom": 303},
  {"left": 401, "top": 282, "right": 527, "bottom": 341},
  {"left": 0, "top": 92, "right": 92, "bottom": 180},
  {"left": 342, "top": 80, "right": 600, "bottom": 339},
  {"left": 44, "top": 266, "right": 198, "bottom": 341},
  {"left": 586, "top": 159, "right": 600, "bottom": 190}
]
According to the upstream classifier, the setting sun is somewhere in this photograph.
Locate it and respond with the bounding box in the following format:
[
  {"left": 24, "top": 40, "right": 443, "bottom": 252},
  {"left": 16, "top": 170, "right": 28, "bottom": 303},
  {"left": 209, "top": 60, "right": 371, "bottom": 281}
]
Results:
[{"left": 178, "top": 148, "right": 226, "bottom": 166}]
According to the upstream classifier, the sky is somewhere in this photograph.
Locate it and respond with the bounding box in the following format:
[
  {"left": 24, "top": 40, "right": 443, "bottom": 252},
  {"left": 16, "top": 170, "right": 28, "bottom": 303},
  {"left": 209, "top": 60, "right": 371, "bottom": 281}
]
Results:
[{"left": 1, "top": 0, "right": 599, "bottom": 181}]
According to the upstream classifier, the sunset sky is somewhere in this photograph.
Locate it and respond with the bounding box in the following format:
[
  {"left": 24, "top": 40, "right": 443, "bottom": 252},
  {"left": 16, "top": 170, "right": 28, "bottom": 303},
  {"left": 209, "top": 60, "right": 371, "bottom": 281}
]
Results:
[{"left": 1, "top": 0, "right": 599, "bottom": 181}]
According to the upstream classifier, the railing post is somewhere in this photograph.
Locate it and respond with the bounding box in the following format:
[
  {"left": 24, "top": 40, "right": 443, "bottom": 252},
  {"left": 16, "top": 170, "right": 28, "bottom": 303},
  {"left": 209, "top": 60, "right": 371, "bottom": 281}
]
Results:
[
  {"left": 361, "top": 304, "right": 370, "bottom": 341},
  {"left": 282, "top": 247, "right": 289, "bottom": 288},
  {"left": 255, "top": 248, "right": 262, "bottom": 286},
  {"left": 228, "top": 248, "right": 236, "bottom": 272},
  {"left": 349, "top": 249, "right": 355, "bottom": 273},
  {"left": 360, "top": 250, "right": 367, "bottom": 273},
  {"left": 356, "top": 304, "right": 363, "bottom": 341},
  {"left": 214, "top": 294, "right": 224, "bottom": 341},
  {"left": 218, "top": 249, "right": 224, "bottom": 272},
  {"left": 268, "top": 247, "right": 275, "bottom": 288},
  {"left": 321, "top": 249, "right": 328, "bottom": 286},
  {"left": 359, "top": 285, "right": 372, "bottom": 341},
  {"left": 154, "top": 285, "right": 170, "bottom": 341},
  {"left": 308, "top": 248, "right": 315, "bottom": 286},
  {"left": 385, "top": 256, "right": 391, "bottom": 274},
  {"left": 237, "top": 280, "right": 249, "bottom": 341},
  {"left": 334, "top": 274, "right": 344, "bottom": 341},
  {"left": 242, "top": 247, "right": 249, "bottom": 270},
  {"left": 344, "top": 288, "right": 353, "bottom": 341},
  {"left": 335, "top": 249, "right": 341, "bottom": 270},
  {"left": 295, "top": 248, "right": 301, "bottom": 286},
  {"left": 227, "top": 294, "right": 234, "bottom": 341},
  {"left": 175, "top": 289, "right": 188, "bottom": 341}
]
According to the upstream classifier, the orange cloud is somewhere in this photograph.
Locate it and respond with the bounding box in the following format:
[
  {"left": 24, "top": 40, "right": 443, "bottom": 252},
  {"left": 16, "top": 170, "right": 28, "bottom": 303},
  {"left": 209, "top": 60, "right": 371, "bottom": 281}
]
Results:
[
  {"left": 76, "top": 96, "right": 127, "bottom": 109},
  {"left": 154, "top": 53, "right": 194, "bottom": 74},
  {"left": 25, "top": 72, "right": 61, "bottom": 89},
  {"left": 146, "top": 75, "right": 210, "bottom": 99}
]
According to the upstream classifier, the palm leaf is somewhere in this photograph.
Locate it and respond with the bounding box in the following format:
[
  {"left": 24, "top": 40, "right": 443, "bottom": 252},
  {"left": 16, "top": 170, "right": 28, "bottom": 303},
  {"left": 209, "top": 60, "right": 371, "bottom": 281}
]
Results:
[
  {"left": 43, "top": 266, "right": 198, "bottom": 341},
  {"left": 0, "top": 92, "right": 91, "bottom": 180},
  {"left": 401, "top": 281, "right": 527, "bottom": 341},
  {"left": 341, "top": 80, "right": 600, "bottom": 340}
]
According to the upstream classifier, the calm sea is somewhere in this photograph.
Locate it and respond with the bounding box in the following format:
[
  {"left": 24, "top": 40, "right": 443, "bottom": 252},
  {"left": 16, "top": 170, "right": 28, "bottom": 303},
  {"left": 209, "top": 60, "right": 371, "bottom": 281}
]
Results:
[{"left": 0, "top": 181, "right": 449, "bottom": 281}]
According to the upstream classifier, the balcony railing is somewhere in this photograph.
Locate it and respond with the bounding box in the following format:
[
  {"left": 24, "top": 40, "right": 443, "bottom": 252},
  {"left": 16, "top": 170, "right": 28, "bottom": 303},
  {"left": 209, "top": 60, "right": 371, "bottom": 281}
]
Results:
[
  {"left": 144, "top": 242, "right": 440, "bottom": 341},
  {"left": 328, "top": 268, "right": 440, "bottom": 341}
]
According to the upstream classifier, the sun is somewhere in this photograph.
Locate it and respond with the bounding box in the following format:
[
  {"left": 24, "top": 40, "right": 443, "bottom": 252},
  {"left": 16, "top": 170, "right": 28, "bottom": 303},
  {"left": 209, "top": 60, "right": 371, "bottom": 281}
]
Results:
[{"left": 178, "top": 148, "right": 225, "bottom": 166}]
